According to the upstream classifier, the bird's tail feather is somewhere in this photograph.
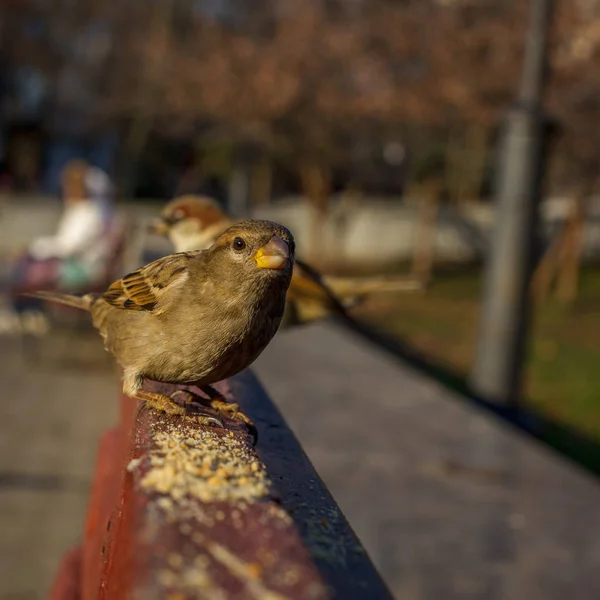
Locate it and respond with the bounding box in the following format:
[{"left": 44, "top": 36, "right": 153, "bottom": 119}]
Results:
[
  {"left": 293, "top": 258, "right": 350, "bottom": 317},
  {"left": 21, "top": 290, "right": 94, "bottom": 311}
]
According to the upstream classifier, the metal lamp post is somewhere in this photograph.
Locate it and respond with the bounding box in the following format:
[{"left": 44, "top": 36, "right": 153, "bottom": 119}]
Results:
[{"left": 470, "top": 0, "right": 554, "bottom": 407}]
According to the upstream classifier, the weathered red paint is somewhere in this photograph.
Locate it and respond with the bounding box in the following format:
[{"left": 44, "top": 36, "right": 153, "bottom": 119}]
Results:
[
  {"left": 46, "top": 375, "right": 391, "bottom": 600},
  {"left": 97, "top": 382, "right": 330, "bottom": 599},
  {"left": 48, "top": 387, "right": 137, "bottom": 600},
  {"left": 81, "top": 427, "right": 124, "bottom": 600},
  {"left": 47, "top": 546, "right": 82, "bottom": 600}
]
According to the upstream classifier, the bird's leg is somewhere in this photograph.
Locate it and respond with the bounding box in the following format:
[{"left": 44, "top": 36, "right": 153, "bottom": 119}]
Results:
[
  {"left": 199, "top": 384, "right": 258, "bottom": 445},
  {"left": 124, "top": 372, "right": 223, "bottom": 428},
  {"left": 134, "top": 389, "right": 186, "bottom": 415},
  {"left": 135, "top": 389, "right": 223, "bottom": 428}
]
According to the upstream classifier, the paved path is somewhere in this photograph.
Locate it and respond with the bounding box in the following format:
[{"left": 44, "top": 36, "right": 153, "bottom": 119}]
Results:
[
  {"left": 254, "top": 321, "right": 600, "bottom": 600},
  {"left": 0, "top": 332, "right": 117, "bottom": 600}
]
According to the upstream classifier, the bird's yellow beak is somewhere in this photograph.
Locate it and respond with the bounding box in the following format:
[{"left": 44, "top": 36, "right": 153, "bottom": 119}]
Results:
[
  {"left": 148, "top": 218, "right": 169, "bottom": 236},
  {"left": 254, "top": 235, "right": 290, "bottom": 270}
]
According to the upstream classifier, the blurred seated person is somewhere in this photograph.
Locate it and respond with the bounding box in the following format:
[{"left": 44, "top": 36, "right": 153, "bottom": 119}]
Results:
[{"left": 11, "top": 159, "right": 117, "bottom": 324}]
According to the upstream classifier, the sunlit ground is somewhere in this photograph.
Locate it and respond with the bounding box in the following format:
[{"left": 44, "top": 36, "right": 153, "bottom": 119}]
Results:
[
  {"left": 0, "top": 330, "right": 117, "bottom": 598},
  {"left": 358, "top": 266, "right": 600, "bottom": 442}
]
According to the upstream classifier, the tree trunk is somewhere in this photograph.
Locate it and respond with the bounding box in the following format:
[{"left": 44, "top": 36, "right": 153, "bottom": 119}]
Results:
[
  {"left": 531, "top": 184, "right": 591, "bottom": 306},
  {"left": 530, "top": 221, "right": 565, "bottom": 305},
  {"left": 228, "top": 159, "right": 251, "bottom": 218},
  {"left": 299, "top": 161, "right": 332, "bottom": 267},
  {"left": 444, "top": 131, "right": 462, "bottom": 205},
  {"left": 556, "top": 192, "right": 587, "bottom": 303},
  {"left": 250, "top": 157, "right": 273, "bottom": 209},
  {"left": 445, "top": 125, "right": 487, "bottom": 206},
  {"left": 411, "top": 179, "right": 441, "bottom": 288},
  {"left": 118, "top": 116, "right": 153, "bottom": 199},
  {"left": 462, "top": 124, "right": 488, "bottom": 204},
  {"left": 116, "top": 0, "right": 175, "bottom": 198}
]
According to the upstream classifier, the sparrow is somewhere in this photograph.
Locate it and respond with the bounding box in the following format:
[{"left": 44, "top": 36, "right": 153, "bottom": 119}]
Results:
[
  {"left": 149, "top": 195, "right": 353, "bottom": 328},
  {"left": 26, "top": 220, "right": 295, "bottom": 439}
]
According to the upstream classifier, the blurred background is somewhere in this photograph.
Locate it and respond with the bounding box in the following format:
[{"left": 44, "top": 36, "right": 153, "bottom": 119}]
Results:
[{"left": 1, "top": 0, "right": 600, "bottom": 598}]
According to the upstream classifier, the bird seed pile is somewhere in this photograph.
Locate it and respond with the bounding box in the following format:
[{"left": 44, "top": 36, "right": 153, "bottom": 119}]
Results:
[{"left": 128, "top": 426, "right": 271, "bottom": 504}]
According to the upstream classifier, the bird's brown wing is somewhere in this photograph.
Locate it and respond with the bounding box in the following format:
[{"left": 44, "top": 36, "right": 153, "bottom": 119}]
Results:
[
  {"left": 290, "top": 259, "right": 348, "bottom": 316},
  {"left": 102, "top": 251, "right": 199, "bottom": 312}
]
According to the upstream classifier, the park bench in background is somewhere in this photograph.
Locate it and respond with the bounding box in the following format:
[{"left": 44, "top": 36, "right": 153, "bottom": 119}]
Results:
[
  {"left": 11, "top": 212, "right": 144, "bottom": 316},
  {"left": 47, "top": 370, "right": 393, "bottom": 600},
  {"left": 14, "top": 215, "right": 148, "bottom": 362}
]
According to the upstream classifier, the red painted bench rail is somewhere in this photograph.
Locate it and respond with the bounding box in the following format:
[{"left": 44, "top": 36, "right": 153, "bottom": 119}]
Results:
[{"left": 48, "top": 372, "right": 393, "bottom": 600}]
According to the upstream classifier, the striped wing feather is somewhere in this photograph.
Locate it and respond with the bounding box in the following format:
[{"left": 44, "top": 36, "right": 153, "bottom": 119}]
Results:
[{"left": 102, "top": 252, "right": 197, "bottom": 311}]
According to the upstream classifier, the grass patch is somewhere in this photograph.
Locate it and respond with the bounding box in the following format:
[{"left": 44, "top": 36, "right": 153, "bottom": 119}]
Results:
[{"left": 357, "top": 266, "right": 600, "bottom": 443}]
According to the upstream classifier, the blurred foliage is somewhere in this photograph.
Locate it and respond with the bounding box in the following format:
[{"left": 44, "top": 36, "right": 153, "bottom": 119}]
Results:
[
  {"left": 2, "top": 0, "right": 600, "bottom": 196},
  {"left": 406, "top": 135, "right": 448, "bottom": 184}
]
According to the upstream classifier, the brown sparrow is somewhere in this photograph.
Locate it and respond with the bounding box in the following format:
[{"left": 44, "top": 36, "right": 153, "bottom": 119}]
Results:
[
  {"left": 26, "top": 220, "right": 295, "bottom": 437},
  {"left": 149, "top": 195, "right": 352, "bottom": 327}
]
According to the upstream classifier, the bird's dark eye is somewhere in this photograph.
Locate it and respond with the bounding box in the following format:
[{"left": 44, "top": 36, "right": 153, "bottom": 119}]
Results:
[{"left": 232, "top": 237, "right": 246, "bottom": 251}]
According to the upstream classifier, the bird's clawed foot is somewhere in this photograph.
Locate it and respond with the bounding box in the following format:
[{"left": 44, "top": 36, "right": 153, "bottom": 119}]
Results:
[
  {"left": 136, "top": 386, "right": 258, "bottom": 444},
  {"left": 167, "top": 386, "right": 258, "bottom": 445},
  {"left": 135, "top": 390, "right": 223, "bottom": 429},
  {"left": 193, "top": 414, "right": 224, "bottom": 428},
  {"left": 201, "top": 386, "right": 258, "bottom": 445},
  {"left": 169, "top": 390, "right": 224, "bottom": 429}
]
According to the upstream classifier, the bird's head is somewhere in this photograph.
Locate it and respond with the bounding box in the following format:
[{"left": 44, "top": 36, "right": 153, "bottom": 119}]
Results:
[
  {"left": 149, "top": 195, "right": 232, "bottom": 252},
  {"left": 206, "top": 220, "right": 295, "bottom": 288}
]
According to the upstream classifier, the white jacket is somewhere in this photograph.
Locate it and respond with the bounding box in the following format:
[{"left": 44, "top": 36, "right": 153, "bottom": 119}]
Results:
[
  {"left": 29, "top": 201, "right": 105, "bottom": 261},
  {"left": 29, "top": 166, "right": 116, "bottom": 279},
  {"left": 28, "top": 200, "right": 117, "bottom": 282}
]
